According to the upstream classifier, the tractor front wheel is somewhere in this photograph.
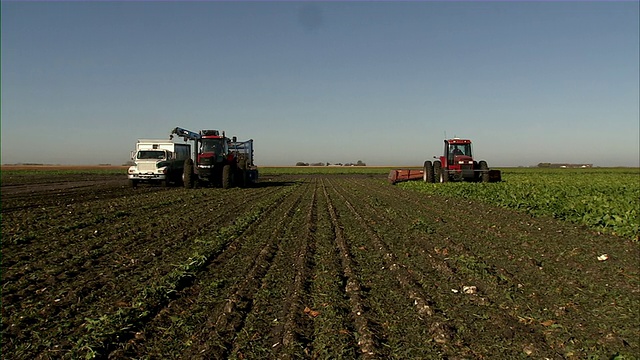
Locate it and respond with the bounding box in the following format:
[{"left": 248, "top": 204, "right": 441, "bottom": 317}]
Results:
[
  {"left": 479, "top": 161, "right": 490, "bottom": 183},
  {"left": 222, "top": 164, "right": 232, "bottom": 189},
  {"left": 423, "top": 161, "right": 434, "bottom": 183},
  {"left": 434, "top": 161, "right": 447, "bottom": 183}
]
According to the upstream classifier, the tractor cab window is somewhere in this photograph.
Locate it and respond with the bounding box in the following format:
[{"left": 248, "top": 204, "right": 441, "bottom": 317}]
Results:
[
  {"left": 447, "top": 143, "right": 472, "bottom": 164},
  {"left": 450, "top": 146, "right": 464, "bottom": 156},
  {"left": 449, "top": 144, "right": 471, "bottom": 157},
  {"left": 200, "top": 139, "right": 224, "bottom": 154},
  {"left": 137, "top": 150, "right": 165, "bottom": 160}
]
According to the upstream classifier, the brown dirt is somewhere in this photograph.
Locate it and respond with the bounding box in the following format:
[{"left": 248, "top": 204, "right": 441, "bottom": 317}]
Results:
[{"left": 1, "top": 172, "right": 638, "bottom": 359}]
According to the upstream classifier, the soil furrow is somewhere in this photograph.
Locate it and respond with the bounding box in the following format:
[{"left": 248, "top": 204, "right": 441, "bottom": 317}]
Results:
[
  {"left": 2, "top": 172, "right": 637, "bottom": 359},
  {"left": 328, "top": 179, "right": 466, "bottom": 353},
  {"left": 335, "top": 177, "right": 561, "bottom": 358},
  {"left": 277, "top": 179, "right": 318, "bottom": 358},
  {"left": 68, "top": 185, "right": 297, "bottom": 359},
  {"left": 345, "top": 176, "right": 637, "bottom": 357},
  {"left": 307, "top": 179, "right": 359, "bottom": 359},
  {"left": 2, "top": 187, "right": 284, "bottom": 358},
  {"left": 320, "top": 178, "right": 377, "bottom": 359},
  {"left": 227, "top": 180, "right": 317, "bottom": 358},
  {"left": 185, "top": 182, "right": 308, "bottom": 359},
  {"left": 109, "top": 181, "right": 307, "bottom": 359}
]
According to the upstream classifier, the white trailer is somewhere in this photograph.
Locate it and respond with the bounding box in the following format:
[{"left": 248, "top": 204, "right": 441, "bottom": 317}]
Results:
[{"left": 127, "top": 139, "right": 191, "bottom": 187}]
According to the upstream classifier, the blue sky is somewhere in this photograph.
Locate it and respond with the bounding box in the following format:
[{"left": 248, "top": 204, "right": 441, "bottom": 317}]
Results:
[{"left": 2, "top": 1, "right": 639, "bottom": 167}]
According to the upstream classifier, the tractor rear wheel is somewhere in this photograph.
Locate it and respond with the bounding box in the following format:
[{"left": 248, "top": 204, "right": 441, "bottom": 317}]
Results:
[
  {"left": 183, "top": 159, "right": 194, "bottom": 188},
  {"left": 222, "top": 164, "right": 232, "bottom": 189},
  {"left": 479, "top": 161, "right": 490, "bottom": 183},
  {"left": 423, "top": 161, "right": 434, "bottom": 183}
]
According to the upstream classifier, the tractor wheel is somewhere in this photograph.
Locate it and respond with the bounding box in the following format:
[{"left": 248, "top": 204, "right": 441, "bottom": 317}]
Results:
[
  {"left": 222, "top": 164, "right": 232, "bottom": 189},
  {"left": 423, "top": 161, "right": 434, "bottom": 183},
  {"left": 433, "top": 161, "right": 441, "bottom": 182},
  {"left": 440, "top": 169, "right": 449, "bottom": 183},
  {"left": 183, "top": 159, "right": 194, "bottom": 189},
  {"left": 129, "top": 179, "right": 138, "bottom": 188},
  {"left": 479, "top": 161, "right": 490, "bottom": 183},
  {"left": 434, "top": 161, "right": 447, "bottom": 183}
]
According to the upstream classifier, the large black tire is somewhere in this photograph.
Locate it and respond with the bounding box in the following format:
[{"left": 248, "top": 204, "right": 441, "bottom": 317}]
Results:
[
  {"left": 129, "top": 179, "right": 138, "bottom": 188},
  {"left": 423, "top": 161, "right": 434, "bottom": 183},
  {"left": 222, "top": 164, "right": 232, "bottom": 189},
  {"left": 433, "top": 161, "right": 441, "bottom": 182},
  {"left": 479, "top": 160, "right": 490, "bottom": 183},
  {"left": 183, "top": 159, "right": 194, "bottom": 189},
  {"left": 434, "top": 161, "right": 448, "bottom": 183}
]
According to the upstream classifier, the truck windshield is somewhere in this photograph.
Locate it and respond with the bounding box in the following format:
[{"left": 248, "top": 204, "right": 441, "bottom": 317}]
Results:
[
  {"left": 200, "top": 139, "right": 224, "bottom": 153},
  {"left": 137, "top": 150, "right": 165, "bottom": 160}
]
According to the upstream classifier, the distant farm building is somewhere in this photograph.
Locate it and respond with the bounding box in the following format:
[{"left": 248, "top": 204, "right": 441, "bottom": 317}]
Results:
[{"left": 537, "top": 163, "right": 593, "bottom": 168}]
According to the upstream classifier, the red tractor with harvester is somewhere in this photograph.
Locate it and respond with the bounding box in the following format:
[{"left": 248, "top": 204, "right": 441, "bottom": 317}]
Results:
[
  {"left": 170, "top": 127, "right": 258, "bottom": 188},
  {"left": 388, "top": 138, "right": 501, "bottom": 184}
]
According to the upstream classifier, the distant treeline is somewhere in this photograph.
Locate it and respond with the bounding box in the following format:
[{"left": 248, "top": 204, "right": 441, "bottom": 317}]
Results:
[{"left": 296, "top": 160, "right": 367, "bottom": 167}]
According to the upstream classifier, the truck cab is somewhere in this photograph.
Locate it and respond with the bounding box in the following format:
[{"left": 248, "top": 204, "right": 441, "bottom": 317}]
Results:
[{"left": 128, "top": 139, "right": 190, "bottom": 188}]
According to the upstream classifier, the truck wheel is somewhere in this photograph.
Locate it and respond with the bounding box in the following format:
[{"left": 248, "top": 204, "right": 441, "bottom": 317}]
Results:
[
  {"left": 423, "top": 161, "right": 434, "bottom": 183},
  {"left": 183, "top": 159, "right": 194, "bottom": 189},
  {"left": 222, "top": 164, "right": 232, "bottom": 189},
  {"left": 129, "top": 179, "right": 138, "bottom": 188},
  {"left": 479, "top": 161, "right": 490, "bottom": 183}
]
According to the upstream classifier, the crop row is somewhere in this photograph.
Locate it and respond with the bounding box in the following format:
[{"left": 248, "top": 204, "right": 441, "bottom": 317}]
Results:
[
  {"left": 398, "top": 168, "right": 640, "bottom": 240},
  {"left": 346, "top": 176, "right": 640, "bottom": 354},
  {"left": 2, "top": 170, "right": 638, "bottom": 359}
]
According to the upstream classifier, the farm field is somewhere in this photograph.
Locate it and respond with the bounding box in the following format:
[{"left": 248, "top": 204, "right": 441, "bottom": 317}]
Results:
[{"left": 1, "top": 167, "right": 639, "bottom": 359}]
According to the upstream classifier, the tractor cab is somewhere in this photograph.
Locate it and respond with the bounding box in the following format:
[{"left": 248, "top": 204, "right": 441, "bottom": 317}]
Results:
[
  {"left": 198, "top": 130, "right": 228, "bottom": 165},
  {"left": 443, "top": 139, "right": 473, "bottom": 168},
  {"left": 200, "top": 139, "right": 224, "bottom": 153}
]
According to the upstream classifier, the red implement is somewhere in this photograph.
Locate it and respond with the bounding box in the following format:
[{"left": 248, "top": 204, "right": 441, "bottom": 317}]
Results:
[{"left": 388, "top": 169, "right": 424, "bottom": 184}]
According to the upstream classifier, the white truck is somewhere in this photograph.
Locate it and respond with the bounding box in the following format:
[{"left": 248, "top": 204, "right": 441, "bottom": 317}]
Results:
[{"left": 127, "top": 139, "right": 191, "bottom": 188}]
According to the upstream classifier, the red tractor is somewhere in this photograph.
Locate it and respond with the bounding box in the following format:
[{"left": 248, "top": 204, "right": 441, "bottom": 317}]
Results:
[
  {"left": 423, "top": 138, "right": 500, "bottom": 183},
  {"left": 387, "top": 138, "right": 501, "bottom": 184},
  {"left": 170, "top": 127, "right": 258, "bottom": 188}
]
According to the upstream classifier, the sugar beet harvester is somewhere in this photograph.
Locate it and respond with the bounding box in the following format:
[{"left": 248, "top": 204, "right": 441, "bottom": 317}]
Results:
[
  {"left": 388, "top": 138, "right": 501, "bottom": 184},
  {"left": 170, "top": 127, "right": 258, "bottom": 188}
]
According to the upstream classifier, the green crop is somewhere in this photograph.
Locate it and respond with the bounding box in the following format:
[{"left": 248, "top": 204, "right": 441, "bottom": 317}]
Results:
[{"left": 399, "top": 168, "right": 640, "bottom": 241}]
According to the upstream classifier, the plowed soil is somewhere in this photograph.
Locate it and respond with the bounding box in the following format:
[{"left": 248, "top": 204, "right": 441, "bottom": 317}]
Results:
[{"left": 2, "top": 171, "right": 638, "bottom": 359}]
